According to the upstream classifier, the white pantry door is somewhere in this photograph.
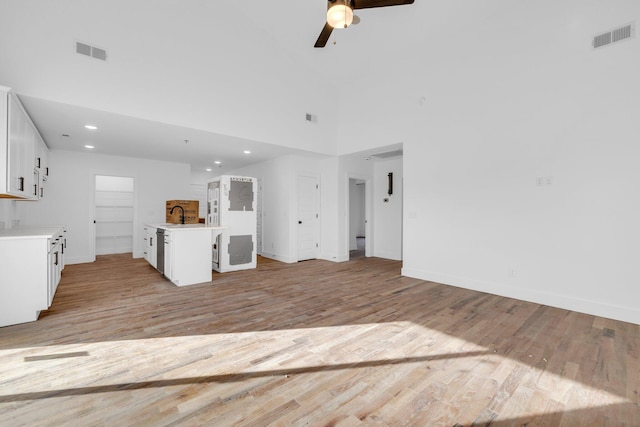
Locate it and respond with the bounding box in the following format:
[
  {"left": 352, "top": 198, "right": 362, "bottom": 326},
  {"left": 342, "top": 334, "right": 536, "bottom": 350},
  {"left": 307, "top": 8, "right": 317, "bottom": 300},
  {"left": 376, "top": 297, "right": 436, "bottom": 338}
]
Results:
[{"left": 297, "top": 175, "right": 319, "bottom": 261}]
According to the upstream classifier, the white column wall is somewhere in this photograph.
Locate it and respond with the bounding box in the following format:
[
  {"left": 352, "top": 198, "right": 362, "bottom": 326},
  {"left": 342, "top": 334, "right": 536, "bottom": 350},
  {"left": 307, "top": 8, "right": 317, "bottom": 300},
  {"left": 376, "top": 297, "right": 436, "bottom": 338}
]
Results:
[{"left": 335, "top": 1, "right": 640, "bottom": 323}]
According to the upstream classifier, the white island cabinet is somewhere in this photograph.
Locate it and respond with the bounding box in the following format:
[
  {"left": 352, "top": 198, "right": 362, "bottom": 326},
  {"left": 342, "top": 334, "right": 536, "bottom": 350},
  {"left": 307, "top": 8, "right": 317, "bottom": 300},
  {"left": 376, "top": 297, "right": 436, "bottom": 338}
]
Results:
[
  {"left": 0, "top": 226, "right": 66, "bottom": 327},
  {"left": 146, "top": 224, "right": 224, "bottom": 287}
]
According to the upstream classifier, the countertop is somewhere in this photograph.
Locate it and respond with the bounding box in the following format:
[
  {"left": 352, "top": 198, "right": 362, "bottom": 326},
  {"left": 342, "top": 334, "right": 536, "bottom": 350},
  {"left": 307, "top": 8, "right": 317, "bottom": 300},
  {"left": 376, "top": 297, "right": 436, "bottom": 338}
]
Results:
[
  {"left": 147, "top": 223, "right": 227, "bottom": 231},
  {"left": 0, "top": 225, "right": 65, "bottom": 240}
]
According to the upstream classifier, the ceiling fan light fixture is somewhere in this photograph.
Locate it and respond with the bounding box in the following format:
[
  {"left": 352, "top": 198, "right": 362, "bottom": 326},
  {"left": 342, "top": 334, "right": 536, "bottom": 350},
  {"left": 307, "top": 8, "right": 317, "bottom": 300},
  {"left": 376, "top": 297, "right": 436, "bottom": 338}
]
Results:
[{"left": 327, "top": 1, "right": 354, "bottom": 29}]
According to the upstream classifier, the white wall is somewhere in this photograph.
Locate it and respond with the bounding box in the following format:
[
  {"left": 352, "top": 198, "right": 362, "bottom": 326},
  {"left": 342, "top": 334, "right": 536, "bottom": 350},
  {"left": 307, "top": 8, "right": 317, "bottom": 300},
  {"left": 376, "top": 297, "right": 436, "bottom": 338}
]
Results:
[
  {"left": 373, "top": 158, "right": 403, "bottom": 261},
  {"left": 0, "top": 1, "right": 338, "bottom": 156},
  {"left": 0, "top": 199, "right": 18, "bottom": 229},
  {"left": 19, "top": 149, "right": 191, "bottom": 264},
  {"left": 336, "top": 1, "right": 640, "bottom": 324},
  {"left": 221, "top": 154, "right": 341, "bottom": 263}
]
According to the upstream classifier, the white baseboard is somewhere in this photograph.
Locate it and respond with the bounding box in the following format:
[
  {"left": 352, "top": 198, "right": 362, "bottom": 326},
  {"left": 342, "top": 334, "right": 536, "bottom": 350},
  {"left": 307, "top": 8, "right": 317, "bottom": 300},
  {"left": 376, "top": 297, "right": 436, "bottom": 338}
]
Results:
[
  {"left": 401, "top": 267, "right": 640, "bottom": 326},
  {"left": 319, "top": 252, "right": 349, "bottom": 262},
  {"left": 66, "top": 255, "right": 94, "bottom": 265},
  {"left": 373, "top": 250, "right": 402, "bottom": 261},
  {"left": 259, "top": 252, "right": 297, "bottom": 264}
]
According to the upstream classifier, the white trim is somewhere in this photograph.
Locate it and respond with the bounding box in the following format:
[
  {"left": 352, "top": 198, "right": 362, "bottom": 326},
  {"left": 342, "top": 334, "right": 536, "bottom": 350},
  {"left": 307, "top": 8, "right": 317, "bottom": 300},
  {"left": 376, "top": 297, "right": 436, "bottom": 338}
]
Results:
[
  {"left": 259, "top": 252, "right": 297, "bottom": 264},
  {"left": 402, "top": 266, "right": 640, "bottom": 325},
  {"left": 65, "top": 255, "right": 95, "bottom": 265},
  {"left": 92, "top": 173, "right": 138, "bottom": 260}
]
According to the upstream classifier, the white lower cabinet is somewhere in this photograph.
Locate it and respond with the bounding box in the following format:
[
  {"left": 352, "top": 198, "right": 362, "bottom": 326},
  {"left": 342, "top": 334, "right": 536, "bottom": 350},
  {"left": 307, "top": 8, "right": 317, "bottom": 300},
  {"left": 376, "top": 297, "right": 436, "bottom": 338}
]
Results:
[
  {"left": 0, "top": 226, "right": 66, "bottom": 327},
  {"left": 162, "top": 228, "right": 213, "bottom": 286},
  {"left": 143, "top": 225, "right": 157, "bottom": 268}
]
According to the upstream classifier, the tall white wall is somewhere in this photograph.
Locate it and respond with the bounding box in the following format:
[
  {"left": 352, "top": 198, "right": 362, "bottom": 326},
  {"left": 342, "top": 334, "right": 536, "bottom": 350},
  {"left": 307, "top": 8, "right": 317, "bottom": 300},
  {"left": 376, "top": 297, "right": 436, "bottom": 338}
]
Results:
[
  {"left": 336, "top": 1, "right": 640, "bottom": 324},
  {"left": 0, "top": 1, "right": 338, "bottom": 156},
  {"left": 373, "top": 158, "right": 403, "bottom": 261},
  {"left": 19, "top": 149, "right": 191, "bottom": 264}
]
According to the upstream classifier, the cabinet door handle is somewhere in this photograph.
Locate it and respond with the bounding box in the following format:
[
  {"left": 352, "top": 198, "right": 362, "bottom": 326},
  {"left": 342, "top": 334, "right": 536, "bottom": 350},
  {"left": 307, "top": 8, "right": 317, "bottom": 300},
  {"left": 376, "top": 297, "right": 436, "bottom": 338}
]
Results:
[
  {"left": 46, "top": 167, "right": 49, "bottom": 176},
  {"left": 40, "top": 187, "right": 44, "bottom": 198},
  {"left": 37, "top": 157, "right": 41, "bottom": 168},
  {"left": 54, "top": 251, "right": 59, "bottom": 266},
  {"left": 18, "top": 177, "right": 24, "bottom": 191},
  {"left": 33, "top": 184, "right": 38, "bottom": 196},
  {"left": 150, "top": 237, "right": 153, "bottom": 246}
]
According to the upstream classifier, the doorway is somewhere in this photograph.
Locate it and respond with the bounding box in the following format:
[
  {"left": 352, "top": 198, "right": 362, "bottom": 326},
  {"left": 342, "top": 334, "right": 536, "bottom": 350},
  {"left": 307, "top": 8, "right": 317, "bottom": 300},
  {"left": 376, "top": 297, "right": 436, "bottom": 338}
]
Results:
[
  {"left": 94, "top": 175, "right": 135, "bottom": 255},
  {"left": 296, "top": 174, "right": 320, "bottom": 261},
  {"left": 348, "top": 177, "right": 370, "bottom": 259}
]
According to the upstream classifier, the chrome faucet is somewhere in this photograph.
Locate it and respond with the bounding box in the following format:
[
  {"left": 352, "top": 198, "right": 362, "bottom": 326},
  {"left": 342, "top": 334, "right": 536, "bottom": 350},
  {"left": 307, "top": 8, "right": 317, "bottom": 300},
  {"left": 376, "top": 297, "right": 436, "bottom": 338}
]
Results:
[{"left": 170, "top": 205, "right": 185, "bottom": 224}]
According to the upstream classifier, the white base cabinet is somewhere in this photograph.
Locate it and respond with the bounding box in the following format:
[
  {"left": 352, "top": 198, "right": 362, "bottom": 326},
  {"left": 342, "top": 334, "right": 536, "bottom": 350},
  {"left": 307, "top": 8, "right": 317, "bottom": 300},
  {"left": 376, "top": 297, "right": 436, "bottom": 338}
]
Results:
[
  {"left": 0, "top": 226, "right": 66, "bottom": 327},
  {"left": 144, "top": 224, "right": 224, "bottom": 287},
  {"left": 143, "top": 225, "right": 157, "bottom": 268}
]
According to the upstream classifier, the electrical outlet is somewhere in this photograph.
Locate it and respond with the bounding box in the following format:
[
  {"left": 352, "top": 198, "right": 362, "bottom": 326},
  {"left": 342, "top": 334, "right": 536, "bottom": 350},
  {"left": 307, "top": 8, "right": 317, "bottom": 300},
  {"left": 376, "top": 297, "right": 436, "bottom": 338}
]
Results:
[
  {"left": 545, "top": 176, "right": 553, "bottom": 185},
  {"left": 536, "top": 177, "right": 544, "bottom": 187}
]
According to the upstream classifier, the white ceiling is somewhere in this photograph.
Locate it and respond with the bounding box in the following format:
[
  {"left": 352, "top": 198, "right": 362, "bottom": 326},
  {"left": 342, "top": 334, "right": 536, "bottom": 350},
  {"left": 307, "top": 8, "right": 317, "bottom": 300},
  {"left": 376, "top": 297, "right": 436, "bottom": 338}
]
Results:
[{"left": 1, "top": 0, "right": 518, "bottom": 173}]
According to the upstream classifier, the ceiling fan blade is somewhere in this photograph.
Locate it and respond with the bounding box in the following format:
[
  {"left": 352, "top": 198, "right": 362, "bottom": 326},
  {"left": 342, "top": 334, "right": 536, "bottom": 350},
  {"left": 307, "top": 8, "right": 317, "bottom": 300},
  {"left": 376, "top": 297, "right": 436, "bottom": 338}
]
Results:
[
  {"left": 354, "top": 0, "right": 414, "bottom": 10},
  {"left": 314, "top": 22, "right": 334, "bottom": 48}
]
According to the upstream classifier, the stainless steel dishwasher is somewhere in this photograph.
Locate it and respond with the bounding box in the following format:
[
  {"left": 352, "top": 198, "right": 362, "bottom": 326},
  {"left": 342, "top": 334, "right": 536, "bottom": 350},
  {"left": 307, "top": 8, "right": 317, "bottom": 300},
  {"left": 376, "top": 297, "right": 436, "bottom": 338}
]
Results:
[{"left": 156, "top": 228, "right": 165, "bottom": 275}]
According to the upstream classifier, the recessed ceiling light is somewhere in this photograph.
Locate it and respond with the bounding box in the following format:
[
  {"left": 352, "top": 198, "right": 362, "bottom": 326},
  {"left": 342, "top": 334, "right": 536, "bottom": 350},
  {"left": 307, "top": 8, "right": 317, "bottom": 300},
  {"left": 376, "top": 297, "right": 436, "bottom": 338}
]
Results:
[
  {"left": 85, "top": 125, "right": 98, "bottom": 130},
  {"left": 205, "top": 168, "right": 212, "bottom": 172},
  {"left": 243, "top": 150, "right": 251, "bottom": 154},
  {"left": 214, "top": 160, "right": 221, "bottom": 164},
  {"left": 84, "top": 145, "right": 95, "bottom": 149}
]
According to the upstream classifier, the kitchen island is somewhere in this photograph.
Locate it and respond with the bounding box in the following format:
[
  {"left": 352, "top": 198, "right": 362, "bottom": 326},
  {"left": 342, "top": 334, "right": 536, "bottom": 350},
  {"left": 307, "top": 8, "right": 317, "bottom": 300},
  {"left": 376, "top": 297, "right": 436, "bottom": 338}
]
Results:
[{"left": 147, "top": 223, "right": 225, "bottom": 287}]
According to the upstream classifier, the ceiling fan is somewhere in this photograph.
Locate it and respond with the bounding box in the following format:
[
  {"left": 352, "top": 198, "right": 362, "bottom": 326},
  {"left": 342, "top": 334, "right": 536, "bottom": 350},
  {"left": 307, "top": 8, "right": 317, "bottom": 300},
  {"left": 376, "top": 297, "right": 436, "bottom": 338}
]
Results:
[{"left": 314, "top": 0, "right": 415, "bottom": 48}]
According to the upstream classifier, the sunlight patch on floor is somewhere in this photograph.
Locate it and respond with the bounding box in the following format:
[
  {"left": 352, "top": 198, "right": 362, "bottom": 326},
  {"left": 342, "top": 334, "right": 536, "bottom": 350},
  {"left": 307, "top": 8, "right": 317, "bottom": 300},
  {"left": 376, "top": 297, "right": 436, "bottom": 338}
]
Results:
[{"left": 0, "top": 320, "right": 629, "bottom": 422}]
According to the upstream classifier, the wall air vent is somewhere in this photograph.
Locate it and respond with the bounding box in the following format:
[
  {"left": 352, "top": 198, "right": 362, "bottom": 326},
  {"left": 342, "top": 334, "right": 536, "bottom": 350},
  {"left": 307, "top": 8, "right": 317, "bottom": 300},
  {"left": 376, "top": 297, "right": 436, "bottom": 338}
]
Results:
[
  {"left": 593, "top": 23, "right": 635, "bottom": 49},
  {"left": 371, "top": 149, "right": 403, "bottom": 159},
  {"left": 76, "top": 41, "right": 108, "bottom": 61}
]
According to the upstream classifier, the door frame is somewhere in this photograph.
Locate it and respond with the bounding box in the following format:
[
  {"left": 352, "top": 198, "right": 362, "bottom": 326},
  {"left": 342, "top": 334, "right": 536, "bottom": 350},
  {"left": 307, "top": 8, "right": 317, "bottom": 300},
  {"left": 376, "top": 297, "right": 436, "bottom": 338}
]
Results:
[
  {"left": 90, "top": 173, "right": 138, "bottom": 262},
  {"left": 345, "top": 174, "right": 372, "bottom": 259}
]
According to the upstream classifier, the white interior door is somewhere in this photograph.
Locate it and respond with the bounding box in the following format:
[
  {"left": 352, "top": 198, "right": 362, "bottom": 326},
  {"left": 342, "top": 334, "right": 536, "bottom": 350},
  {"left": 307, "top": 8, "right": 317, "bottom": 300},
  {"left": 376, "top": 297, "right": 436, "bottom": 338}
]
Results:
[{"left": 297, "top": 175, "right": 319, "bottom": 261}]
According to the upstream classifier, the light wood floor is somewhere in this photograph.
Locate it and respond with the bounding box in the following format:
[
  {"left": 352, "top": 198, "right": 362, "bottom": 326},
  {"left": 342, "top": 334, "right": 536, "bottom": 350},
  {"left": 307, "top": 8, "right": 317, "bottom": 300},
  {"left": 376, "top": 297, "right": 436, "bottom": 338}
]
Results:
[{"left": 1, "top": 254, "right": 639, "bottom": 426}]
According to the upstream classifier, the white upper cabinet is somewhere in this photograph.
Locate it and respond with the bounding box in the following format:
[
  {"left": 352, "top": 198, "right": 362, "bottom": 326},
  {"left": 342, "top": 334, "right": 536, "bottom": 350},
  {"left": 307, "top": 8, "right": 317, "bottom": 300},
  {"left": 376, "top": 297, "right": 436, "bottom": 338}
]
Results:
[{"left": 0, "top": 86, "right": 48, "bottom": 200}]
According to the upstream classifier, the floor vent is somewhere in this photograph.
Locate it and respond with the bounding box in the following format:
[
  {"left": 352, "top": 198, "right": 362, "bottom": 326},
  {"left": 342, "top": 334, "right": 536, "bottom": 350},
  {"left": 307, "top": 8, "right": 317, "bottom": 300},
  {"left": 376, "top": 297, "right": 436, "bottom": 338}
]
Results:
[
  {"left": 76, "top": 41, "right": 108, "bottom": 61},
  {"left": 593, "top": 23, "right": 635, "bottom": 49}
]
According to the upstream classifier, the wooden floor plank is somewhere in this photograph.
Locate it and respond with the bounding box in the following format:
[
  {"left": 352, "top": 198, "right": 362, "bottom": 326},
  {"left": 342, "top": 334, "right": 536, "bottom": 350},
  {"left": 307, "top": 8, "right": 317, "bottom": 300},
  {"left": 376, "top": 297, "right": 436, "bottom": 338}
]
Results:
[{"left": 0, "top": 253, "right": 639, "bottom": 425}]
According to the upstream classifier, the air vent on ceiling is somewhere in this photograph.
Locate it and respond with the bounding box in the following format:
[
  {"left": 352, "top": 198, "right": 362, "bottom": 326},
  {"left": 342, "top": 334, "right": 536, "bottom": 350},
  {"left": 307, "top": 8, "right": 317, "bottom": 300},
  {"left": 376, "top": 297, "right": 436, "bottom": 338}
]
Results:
[
  {"left": 593, "top": 22, "right": 635, "bottom": 49},
  {"left": 371, "top": 149, "right": 403, "bottom": 159},
  {"left": 76, "top": 41, "right": 108, "bottom": 61}
]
